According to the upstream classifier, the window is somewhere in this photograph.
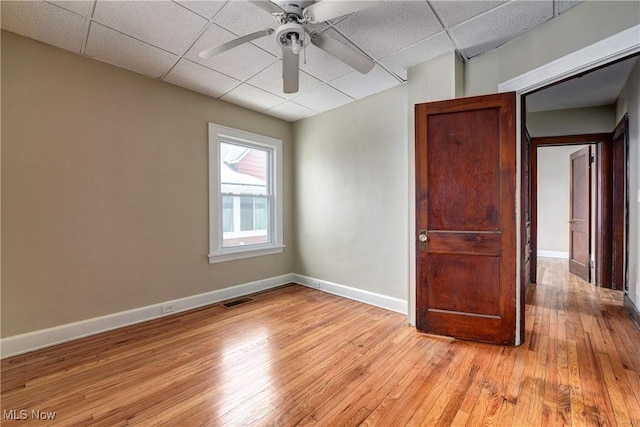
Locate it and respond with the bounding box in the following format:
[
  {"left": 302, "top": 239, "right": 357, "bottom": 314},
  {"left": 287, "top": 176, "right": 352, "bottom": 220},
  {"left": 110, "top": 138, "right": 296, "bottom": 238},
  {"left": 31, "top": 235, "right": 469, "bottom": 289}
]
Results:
[{"left": 208, "top": 123, "right": 284, "bottom": 263}]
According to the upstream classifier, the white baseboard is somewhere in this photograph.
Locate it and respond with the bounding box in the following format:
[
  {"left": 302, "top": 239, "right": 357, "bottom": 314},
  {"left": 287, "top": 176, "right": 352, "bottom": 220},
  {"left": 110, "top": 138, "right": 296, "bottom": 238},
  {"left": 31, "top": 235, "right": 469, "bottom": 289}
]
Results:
[
  {"left": 0, "top": 274, "right": 295, "bottom": 359},
  {"left": 1, "top": 273, "right": 409, "bottom": 359},
  {"left": 293, "top": 274, "right": 408, "bottom": 315},
  {"left": 537, "top": 250, "right": 569, "bottom": 259}
]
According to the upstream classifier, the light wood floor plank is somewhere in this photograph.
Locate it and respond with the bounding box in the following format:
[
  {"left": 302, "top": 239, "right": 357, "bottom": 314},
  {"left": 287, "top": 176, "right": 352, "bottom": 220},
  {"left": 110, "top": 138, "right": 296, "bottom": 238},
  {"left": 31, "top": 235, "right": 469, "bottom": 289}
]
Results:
[{"left": 2, "top": 258, "right": 639, "bottom": 426}]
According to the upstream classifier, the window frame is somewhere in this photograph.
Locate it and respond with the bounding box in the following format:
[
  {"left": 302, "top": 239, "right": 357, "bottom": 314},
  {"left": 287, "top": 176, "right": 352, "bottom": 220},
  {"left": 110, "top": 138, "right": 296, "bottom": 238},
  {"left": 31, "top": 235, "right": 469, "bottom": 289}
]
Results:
[{"left": 208, "top": 123, "right": 284, "bottom": 263}]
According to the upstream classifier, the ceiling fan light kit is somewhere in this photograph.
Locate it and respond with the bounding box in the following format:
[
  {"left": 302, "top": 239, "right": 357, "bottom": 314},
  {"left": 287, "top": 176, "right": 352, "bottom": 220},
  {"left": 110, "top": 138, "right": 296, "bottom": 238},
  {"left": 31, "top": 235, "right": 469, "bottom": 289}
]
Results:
[{"left": 199, "top": 0, "right": 378, "bottom": 94}]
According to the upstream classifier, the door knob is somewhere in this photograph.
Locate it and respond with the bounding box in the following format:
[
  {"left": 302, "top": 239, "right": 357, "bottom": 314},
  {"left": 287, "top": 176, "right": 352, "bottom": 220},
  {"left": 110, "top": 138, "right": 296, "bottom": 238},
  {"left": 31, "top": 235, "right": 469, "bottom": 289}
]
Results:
[{"left": 418, "top": 231, "right": 427, "bottom": 250}]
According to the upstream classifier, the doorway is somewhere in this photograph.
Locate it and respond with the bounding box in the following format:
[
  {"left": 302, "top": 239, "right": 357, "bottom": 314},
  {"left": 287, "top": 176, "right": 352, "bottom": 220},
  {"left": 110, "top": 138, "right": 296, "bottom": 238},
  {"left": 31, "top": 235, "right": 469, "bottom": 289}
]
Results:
[
  {"left": 527, "top": 126, "right": 628, "bottom": 290},
  {"left": 536, "top": 144, "right": 595, "bottom": 282}
]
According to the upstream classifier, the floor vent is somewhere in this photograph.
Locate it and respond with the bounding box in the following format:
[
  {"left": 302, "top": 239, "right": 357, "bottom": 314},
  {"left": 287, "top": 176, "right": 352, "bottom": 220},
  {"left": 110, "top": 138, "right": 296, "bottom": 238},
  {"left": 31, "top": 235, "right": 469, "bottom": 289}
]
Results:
[{"left": 222, "top": 297, "right": 253, "bottom": 308}]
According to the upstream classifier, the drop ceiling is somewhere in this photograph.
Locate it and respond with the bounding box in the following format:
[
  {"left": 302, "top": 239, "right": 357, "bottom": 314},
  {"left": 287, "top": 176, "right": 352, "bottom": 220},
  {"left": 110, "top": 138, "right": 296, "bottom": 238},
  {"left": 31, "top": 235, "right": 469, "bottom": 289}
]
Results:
[{"left": 1, "top": 0, "right": 584, "bottom": 122}]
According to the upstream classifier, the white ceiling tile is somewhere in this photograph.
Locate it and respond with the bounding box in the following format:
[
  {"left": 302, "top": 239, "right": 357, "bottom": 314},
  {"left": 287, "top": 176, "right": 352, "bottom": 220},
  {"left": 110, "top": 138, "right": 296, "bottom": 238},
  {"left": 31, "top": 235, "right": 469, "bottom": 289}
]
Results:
[
  {"left": 186, "top": 23, "right": 277, "bottom": 81},
  {"left": 379, "top": 31, "right": 456, "bottom": 80},
  {"left": 1, "top": 1, "right": 87, "bottom": 53},
  {"left": 92, "top": 0, "right": 208, "bottom": 54},
  {"left": 48, "top": 0, "right": 94, "bottom": 17},
  {"left": 85, "top": 22, "right": 178, "bottom": 78},
  {"left": 557, "top": 0, "right": 584, "bottom": 15},
  {"left": 265, "top": 101, "right": 317, "bottom": 122},
  {"left": 450, "top": 0, "right": 553, "bottom": 59},
  {"left": 335, "top": 1, "right": 443, "bottom": 59},
  {"left": 430, "top": 1, "right": 507, "bottom": 28},
  {"left": 291, "top": 84, "right": 353, "bottom": 113},
  {"left": 221, "top": 83, "right": 286, "bottom": 112},
  {"left": 175, "top": 0, "right": 226, "bottom": 19},
  {"left": 299, "top": 43, "right": 355, "bottom": 82},
  {"left": 248, "top": 60, "right": 322, "bottom": 99},
  {"left": 164, "top": 59, "right": 240, "bottom": 98},
  {"left": 329, "top": 65, "right": 400, "bottom": 100},
  {"left": 214, "top": 0, "right": 281, "bottom": 57}
]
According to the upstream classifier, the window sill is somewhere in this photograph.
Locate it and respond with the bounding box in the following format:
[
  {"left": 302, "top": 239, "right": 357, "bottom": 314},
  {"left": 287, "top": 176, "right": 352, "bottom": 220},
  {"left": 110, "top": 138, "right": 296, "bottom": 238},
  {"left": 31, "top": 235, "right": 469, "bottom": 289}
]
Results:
[{"left": 208, "top": 245, "right": 286, "bottom": 264}]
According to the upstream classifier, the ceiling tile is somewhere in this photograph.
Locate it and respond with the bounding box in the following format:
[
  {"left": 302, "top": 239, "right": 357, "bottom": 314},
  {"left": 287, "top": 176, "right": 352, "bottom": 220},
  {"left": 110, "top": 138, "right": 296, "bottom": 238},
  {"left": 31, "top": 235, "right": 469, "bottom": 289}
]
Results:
[
  {"left": 379, "top": 31, "right": 455, "bottom": 80},
  {"left": 291, "top": 84, "right": 353, "bottom": 113},
  {"left": 175, "top": 0, "right": 226, "bottom": 19},
  {"left": 186, "top": 23, "right": 277, "bottom": 81},
  {"left": 49, "top": 0, "right": 94, "bottom": 17},
  {"left": 85, "top": 22, "right": 178, "bottom": 79},
  {"left": 335, "top": 1, "right": 443, "bottom": 59},
  {"left": 220, "top": 83, "right": 286, "bottom": 112},
  {"left": 214, "top": 0, "right": 281, "bottom": 57},
  {"left": 450, "top": 0, "right": 553, "bottom": 59},
  {"left": 329, "top": 65, "right": 400, "bottom": 100},
  {"left": 164, "top": 59, "right": 240, "bottom": 98},
  {"left": 265, "top": 101, "right": 317, "bottom": 122},
  {"left": 92, "top": 0, "right": 208, "bottom": 54},
  {"left": 0, "top": 1, "right": 87, "bottom": 53},
  {"left": 558, "top": 0, "right": 584, "bottom": 15},
  {"left": 248, "top": 60, "right": 322, "bottom": 99},
  {"left": 430, "top": 1, "right": 506, "bottom": 28}
]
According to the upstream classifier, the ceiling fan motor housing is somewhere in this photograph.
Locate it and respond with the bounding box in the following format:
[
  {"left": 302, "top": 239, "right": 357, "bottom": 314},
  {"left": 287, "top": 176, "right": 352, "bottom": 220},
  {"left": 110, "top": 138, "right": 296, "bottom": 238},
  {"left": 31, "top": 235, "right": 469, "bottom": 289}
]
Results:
[
  {"left": 275, "top": 22, "right": 307, "bottom": 50},
  {"left": 273, "top": 1, "right": 314, "bottom": 18}
]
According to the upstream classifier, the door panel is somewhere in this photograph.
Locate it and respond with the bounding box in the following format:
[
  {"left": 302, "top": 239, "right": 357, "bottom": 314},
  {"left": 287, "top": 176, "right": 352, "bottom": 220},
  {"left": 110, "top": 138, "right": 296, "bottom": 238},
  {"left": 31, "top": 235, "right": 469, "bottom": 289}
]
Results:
[
  {"left": 426, "top": 109, "right": 501, "bottom": 231},
  {"left": 415, "top": 93, "right": 517, "bottom": 345},
  {"left": 569, "top": 146, "right": 591, "bottom": 282}
]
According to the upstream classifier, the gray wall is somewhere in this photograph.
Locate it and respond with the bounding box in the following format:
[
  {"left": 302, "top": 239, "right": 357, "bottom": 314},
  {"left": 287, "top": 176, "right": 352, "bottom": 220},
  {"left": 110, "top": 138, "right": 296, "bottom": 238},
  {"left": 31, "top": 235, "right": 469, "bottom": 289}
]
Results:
[
  {"left": 293, "top": 85, "right": 409, "bottom": 301},
  {"left": 1, "top": 31, "right": 295, "bottom": 337},
  {"left": 527, "top": 106, "right": 615, "bottom": 137}
]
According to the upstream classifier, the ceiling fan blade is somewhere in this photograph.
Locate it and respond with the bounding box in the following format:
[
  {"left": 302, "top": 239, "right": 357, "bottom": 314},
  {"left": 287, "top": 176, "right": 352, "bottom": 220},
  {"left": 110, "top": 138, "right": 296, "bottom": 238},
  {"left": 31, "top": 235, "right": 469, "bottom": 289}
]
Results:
[
  {"left": 198, "top": 28, "right": 274, "bottom": 59},
  {"left": 282, "top": 47, "right": 299, "bottom": 94},
  {"left": 248, "top": 0, "right": 285, "bottom": 15},
  {"left": 304, "top": 0, "right": 379, "bottom": 23},
  {"left": 311, "top": 33, "right": 375, "bottom": 74}
]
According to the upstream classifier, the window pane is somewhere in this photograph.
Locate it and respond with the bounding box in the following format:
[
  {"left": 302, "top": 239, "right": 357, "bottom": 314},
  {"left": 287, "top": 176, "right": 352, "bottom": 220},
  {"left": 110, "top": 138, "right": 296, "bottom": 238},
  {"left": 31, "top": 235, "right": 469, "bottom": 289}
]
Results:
[
  {"left": 240, "top": 196, "right": 254, "bottom": 231},
  {"left": 222, "top": 196, "right": 233, "bottom": 232},
  {"left": 254, "top": 197, "right": 268, "bottom": 230},
  {"left": 219, "top": 140, "right": 273, "bottom": 249},
  {"left": 220, "top": 142, "right": 269, "bottom": 196}
]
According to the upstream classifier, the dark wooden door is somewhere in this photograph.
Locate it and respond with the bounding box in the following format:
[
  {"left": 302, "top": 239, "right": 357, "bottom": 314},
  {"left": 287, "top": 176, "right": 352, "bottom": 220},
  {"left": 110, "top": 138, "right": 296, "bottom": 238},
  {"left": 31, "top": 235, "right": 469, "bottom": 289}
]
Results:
[
  {"left": 415, "top": 93, "right": 517, "bottom": 345},
  {"left": 611, "top": 115, "right": 628, "bottom": 290},
  {"left": 569, "top": 146, "right": 591, "bottom": 282}
]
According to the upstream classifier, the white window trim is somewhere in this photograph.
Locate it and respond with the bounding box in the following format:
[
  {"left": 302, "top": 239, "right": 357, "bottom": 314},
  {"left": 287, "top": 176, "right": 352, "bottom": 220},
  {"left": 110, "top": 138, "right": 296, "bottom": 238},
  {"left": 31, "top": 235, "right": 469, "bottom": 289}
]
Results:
[{"left": 208, "top": 123, "right": 285, "bottom": 263}]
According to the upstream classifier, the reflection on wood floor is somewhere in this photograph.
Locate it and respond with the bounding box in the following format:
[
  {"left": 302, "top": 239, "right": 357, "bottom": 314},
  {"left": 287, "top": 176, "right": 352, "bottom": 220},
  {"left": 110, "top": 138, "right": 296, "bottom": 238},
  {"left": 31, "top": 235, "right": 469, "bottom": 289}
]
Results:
[{"left": 2, "top": 257, "right": 639, "bottom": 426}]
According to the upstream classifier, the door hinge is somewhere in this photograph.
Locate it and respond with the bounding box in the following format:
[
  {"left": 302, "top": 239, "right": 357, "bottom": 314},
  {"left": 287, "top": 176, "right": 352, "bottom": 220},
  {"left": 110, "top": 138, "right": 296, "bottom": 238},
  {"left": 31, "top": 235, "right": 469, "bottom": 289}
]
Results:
[{"left": 590, "top": 153, "right": 595, "bottom": 164}]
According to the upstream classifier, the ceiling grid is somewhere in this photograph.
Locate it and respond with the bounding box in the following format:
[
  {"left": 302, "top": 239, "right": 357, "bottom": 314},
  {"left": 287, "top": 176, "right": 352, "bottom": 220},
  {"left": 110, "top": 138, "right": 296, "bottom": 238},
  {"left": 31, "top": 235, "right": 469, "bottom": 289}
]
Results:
[{"left": 2, "top": 0, "right": 594, "bottom": 121}]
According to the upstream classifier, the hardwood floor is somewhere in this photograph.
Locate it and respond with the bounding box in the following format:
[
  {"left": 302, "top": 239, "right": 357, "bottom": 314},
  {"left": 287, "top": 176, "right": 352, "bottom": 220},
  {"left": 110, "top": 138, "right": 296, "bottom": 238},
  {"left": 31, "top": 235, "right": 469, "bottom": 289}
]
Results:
[{"left": 2, "top": 258, "right": 639, "bottom": 426}]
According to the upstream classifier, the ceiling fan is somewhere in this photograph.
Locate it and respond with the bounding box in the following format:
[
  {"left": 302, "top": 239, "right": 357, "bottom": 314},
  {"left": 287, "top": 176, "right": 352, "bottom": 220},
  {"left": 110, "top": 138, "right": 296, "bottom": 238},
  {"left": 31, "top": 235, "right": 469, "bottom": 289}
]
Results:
[{"left": 198, "top": 0, "right": 379, "bottom": 94}]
